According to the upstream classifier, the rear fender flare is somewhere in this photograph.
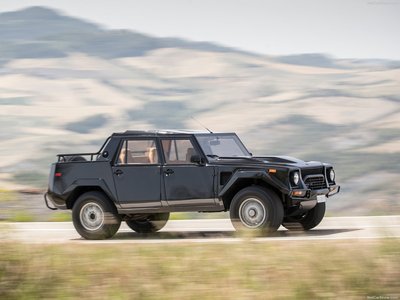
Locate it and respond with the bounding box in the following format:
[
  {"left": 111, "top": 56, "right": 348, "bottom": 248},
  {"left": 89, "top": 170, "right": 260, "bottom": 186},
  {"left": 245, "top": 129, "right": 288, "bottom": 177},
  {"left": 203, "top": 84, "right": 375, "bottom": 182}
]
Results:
[{"left": 63, "top": 178, "right": 118, "bottom": 207}]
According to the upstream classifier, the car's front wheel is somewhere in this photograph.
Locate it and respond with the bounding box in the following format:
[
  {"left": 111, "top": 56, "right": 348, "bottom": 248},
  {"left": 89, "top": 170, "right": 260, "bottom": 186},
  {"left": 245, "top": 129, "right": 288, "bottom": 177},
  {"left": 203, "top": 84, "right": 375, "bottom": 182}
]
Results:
[
  {"left": 126, "top": 213, "right": 170, "bottom": 233},
  {"left": 72, "top": 191, "right": 121, "bottom": 240},
  {"left": 230, "top": 186, "right": 283, "bottom": 235},
  {"left": 282, "top": 202, "right": 326, "bottom": 231}
]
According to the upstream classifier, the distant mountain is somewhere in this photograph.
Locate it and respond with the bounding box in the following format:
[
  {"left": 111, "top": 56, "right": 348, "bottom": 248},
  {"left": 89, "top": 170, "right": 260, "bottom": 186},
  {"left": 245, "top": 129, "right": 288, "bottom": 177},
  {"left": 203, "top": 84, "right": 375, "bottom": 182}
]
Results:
[
  {"left": 0, "top": 6, "right": 249, "bottom": 63},
  {"left": 0, "top": 6, "right": 399, "bottom": 217},
  {"left": 275, "top": 53, "right": 340, "bottom": 68},
  {"left": 275, "top": 53, "right": 400, "bottom": 69},
  {"left": 1, "top": 7, "right": 398, "bottom": 68}
]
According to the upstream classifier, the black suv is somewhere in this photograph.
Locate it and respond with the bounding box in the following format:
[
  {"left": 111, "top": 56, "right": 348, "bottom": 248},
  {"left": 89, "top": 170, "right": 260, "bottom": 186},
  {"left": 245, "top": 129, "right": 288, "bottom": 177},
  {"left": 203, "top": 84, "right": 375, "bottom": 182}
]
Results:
[{"left": 45, "top": 130, "right": 339, "bottom": 239}]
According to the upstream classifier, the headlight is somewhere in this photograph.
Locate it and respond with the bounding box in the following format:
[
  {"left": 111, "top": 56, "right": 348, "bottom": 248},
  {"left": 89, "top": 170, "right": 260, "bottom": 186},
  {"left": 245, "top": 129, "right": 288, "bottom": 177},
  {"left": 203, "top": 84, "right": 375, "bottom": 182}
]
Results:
[
  {"left": 293, "top": 172, "right": 300, "bottom": 185},
  {"left": 329, "top": 169, "right": 335, "bottom": 181}
]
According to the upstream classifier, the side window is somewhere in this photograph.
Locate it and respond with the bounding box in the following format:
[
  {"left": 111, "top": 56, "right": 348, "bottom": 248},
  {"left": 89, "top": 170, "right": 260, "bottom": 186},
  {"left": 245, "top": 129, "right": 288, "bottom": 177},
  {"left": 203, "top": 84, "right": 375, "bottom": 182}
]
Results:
[
  {"left": 118, "top": 139, "right": 159, "bottom": 164},
  {"left": 161, "top": 139, "right": 198, "bottom": 164}
]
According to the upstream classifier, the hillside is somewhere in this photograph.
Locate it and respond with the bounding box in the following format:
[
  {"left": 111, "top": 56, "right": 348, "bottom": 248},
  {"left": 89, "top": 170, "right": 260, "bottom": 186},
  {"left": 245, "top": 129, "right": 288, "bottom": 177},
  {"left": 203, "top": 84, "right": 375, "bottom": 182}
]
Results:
[
  {"left": 0, "top": 6, "right": 244, "bottom": 65},
  {"left": 0, "top": 7, "right": 399, "bottom": 216}
]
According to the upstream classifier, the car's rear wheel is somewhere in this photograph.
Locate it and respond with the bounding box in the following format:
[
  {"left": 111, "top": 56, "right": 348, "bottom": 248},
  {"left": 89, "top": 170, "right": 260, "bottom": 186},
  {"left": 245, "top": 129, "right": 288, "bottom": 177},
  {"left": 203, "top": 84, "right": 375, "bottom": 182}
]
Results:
[
  {"left": 72, "top": 191, "right": 121, "bottom": 240},
  {"left": 126, "top": 213, "right": 170, "bottom": 233},
  {"left": 230, "top": 186, "right": 283, "bottom": 235},
  {"left": 282, "top": 202, "right": 326, "bottom": 231}
]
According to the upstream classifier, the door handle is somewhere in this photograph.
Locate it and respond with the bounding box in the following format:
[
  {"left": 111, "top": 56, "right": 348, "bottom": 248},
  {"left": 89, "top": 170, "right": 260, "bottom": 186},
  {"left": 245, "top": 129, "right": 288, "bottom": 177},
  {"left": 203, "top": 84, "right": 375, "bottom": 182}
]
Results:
[
  {"left": 114, "top": 169, "right": 124, "bottom": 176},
  {"left": 164, "top": 169, "right": 174, "bottom": 176}
]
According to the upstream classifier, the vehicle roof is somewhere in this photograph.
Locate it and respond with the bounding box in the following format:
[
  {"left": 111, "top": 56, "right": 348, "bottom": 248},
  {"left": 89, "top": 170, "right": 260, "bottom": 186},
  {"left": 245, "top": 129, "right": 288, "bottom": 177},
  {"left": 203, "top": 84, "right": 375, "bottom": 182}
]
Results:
[{"left": 112, "top": 130, "right": 236, "bottom": 137}]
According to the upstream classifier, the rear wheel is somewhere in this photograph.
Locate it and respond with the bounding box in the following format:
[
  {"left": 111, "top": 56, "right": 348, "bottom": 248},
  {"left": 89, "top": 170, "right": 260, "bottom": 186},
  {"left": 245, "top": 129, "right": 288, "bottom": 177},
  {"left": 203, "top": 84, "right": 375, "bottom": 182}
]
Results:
[
  {"left": 72, "top": 191, "right": 121, "bottom": 240},
  {"left": 126, "top": 213, "right": 170, "bottom": 233},
  {"left": 282, "top": 202, "right": 326, "bottom": 231},
  {"left": 230, "top": 186, "right": 283, "bottom": 235}
]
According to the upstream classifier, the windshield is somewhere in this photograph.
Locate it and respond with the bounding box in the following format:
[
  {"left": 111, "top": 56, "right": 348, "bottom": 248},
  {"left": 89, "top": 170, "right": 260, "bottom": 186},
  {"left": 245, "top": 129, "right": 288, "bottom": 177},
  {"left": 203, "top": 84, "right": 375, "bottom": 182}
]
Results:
[{"left": 195, "top": 134, "right": 250, "bottom": 159}]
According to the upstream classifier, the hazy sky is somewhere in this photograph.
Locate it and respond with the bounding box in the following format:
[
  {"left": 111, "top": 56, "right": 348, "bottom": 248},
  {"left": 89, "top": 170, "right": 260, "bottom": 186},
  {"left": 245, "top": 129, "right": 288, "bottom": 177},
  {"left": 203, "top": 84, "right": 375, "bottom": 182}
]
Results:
[{"left": 1, "top": 0, "right": 400, "bottom": 59}]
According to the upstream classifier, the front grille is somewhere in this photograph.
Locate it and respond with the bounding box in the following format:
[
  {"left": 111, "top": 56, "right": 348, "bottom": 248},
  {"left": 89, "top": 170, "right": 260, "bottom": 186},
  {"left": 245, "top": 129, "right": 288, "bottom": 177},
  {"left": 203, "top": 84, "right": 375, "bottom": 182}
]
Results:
[
  {"left": 301, "top": 167, "right": 324, "bottom": 177},
  {"left": 304, "top": 175, "right": 327, "bottom": 190}
]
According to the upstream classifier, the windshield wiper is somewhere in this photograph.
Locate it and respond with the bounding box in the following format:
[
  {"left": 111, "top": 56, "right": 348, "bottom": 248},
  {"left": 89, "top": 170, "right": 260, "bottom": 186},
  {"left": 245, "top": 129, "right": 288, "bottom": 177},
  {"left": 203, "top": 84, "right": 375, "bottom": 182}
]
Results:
[{"left": 206, "top": 154, "right": 220, "bottom": 158}]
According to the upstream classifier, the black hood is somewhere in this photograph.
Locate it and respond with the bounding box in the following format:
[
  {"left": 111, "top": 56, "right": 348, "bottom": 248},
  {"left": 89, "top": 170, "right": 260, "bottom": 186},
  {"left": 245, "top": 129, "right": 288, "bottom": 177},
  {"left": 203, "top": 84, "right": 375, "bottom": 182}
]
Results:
[{"left": 209, "top": 155, "right": 325, "bottom": 169}]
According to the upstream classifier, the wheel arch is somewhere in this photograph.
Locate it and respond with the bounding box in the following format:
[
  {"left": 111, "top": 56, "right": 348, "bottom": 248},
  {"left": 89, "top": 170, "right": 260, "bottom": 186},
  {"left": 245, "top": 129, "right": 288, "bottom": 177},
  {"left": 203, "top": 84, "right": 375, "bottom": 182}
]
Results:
[
  {"left": 66, "top": 185, "right": 116, "bottom": 209},
  {"left": 220, "top": 172, "right": 284, "bottom": 210}
]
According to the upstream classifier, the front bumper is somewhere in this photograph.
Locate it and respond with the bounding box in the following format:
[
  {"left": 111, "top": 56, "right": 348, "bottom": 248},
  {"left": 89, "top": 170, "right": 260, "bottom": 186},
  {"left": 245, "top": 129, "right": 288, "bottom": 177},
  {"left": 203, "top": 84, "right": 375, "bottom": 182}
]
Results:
[
  {"left": 290, "top": 184, "right": 340, "bottom": 201},
  {"left": 285, "top": 185, "right": 340, "bottom": 215},
  {"left": 326, "top": 185, "right": 340, "bottom": 197}
]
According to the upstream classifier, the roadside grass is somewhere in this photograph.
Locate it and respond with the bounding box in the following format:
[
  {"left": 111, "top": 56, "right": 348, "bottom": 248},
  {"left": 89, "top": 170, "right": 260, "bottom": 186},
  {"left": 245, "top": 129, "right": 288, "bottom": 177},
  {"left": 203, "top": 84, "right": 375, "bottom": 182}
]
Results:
[
  {"left": 9, "top": 210, "right": 36, "bottom": 222},
  {"left": 47, "top": 211, "right": 72, "bottom": 222},
  {"left": 0, "top": 239, "right": 398, "bottom": 299},
  {"left": 0, "top": 189, "right": 16, "bottom": 202}
]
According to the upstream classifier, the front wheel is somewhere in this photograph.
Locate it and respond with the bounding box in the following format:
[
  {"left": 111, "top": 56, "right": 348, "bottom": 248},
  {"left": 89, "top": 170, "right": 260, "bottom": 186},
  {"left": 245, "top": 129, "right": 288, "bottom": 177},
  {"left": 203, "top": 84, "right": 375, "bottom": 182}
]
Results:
[
  {"left": 230, "top": 186, "right": 284, "bottom": 235},
  {"left": 72, "top": 191, "right": 121, "bottom": 240},
  {"left": 282, "top": 202, "right": 326, "bottom": 231},
  {"left": 126, "top": 213, "right": 170, "bottom": 233}
]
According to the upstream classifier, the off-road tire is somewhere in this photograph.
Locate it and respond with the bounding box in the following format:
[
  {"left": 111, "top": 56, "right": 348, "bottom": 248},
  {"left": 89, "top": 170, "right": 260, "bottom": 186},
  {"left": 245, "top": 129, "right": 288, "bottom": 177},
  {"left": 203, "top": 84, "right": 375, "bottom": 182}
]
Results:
[
  {"left": 282, "top": 202, "right": 326, "bottom": 231},
  {"left": 126, "top": 213, "right": 170, "bottom": 233},
  {"left": 72, "top": 191, "right": 121, "bottom": 240},
  {"left": 230, "top": 186, "right": 284, "bottom": 235}
]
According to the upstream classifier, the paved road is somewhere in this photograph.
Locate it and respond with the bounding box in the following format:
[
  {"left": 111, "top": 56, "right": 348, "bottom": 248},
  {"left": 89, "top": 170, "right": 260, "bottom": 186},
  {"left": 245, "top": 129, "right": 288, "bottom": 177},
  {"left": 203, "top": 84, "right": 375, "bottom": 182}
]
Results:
[{"left": 2, "top": 216, "right": 400, "bottom": 244}]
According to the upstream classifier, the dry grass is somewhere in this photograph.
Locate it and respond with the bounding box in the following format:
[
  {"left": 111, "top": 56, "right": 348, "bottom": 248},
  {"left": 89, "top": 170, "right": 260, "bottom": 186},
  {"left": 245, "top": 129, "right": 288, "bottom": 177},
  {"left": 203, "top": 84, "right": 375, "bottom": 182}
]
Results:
[
  {"left": 0, "top": 239, "right": 399, "bottom": 299},
  {"left": 0, "top": 189, "right": 16, "bottom": 202}
]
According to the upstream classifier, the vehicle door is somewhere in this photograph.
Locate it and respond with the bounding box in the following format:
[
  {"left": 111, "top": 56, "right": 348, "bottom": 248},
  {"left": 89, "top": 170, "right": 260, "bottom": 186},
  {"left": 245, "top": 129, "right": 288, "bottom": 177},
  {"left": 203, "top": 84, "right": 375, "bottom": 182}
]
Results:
[
  {"left": 160, "top": 137, "right": 216, "bottom": 208},
  {"left": 112, "top": 138, "right": 162, "bottom": 209}
]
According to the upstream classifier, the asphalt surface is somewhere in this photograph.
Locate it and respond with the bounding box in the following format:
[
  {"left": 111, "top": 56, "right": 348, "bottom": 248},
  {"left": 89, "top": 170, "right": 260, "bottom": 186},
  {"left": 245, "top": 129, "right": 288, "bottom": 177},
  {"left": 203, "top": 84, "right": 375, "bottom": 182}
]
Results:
[{"left": 2, "top": 216, "right": 400, "bottom": 244}]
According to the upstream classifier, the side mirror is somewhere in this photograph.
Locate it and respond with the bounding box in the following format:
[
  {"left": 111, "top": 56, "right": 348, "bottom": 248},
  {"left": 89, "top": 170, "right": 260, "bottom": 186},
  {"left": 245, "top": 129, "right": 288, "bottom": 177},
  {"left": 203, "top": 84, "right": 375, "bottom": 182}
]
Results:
[{"left": 190, "top": 154, "right": 203, "bottom": 164}]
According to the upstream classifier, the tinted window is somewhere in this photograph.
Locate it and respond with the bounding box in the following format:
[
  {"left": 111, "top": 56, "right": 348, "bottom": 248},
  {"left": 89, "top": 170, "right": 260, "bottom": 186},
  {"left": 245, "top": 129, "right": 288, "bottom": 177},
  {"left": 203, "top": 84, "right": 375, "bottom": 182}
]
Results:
[
  {"left": 118, "top": 139, "right": 158, "bottom": 164},
  {"left": 161, "top": 139, "right": 198, "bottom": 164}
]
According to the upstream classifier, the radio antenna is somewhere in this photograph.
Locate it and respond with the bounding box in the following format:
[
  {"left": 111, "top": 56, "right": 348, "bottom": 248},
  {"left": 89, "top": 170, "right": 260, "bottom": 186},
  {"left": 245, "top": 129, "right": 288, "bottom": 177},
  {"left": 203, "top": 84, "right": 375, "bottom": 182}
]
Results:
[{"left": 190, "top": 116, "right": 213, "bottom": 134}]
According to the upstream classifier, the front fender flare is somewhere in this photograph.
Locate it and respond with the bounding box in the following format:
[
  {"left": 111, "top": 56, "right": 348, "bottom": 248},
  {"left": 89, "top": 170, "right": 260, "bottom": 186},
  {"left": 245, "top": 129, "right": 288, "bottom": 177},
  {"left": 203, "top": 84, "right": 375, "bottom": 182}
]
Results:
[{"left": 218, "top": 170, "right": 289, "bottom": 198}]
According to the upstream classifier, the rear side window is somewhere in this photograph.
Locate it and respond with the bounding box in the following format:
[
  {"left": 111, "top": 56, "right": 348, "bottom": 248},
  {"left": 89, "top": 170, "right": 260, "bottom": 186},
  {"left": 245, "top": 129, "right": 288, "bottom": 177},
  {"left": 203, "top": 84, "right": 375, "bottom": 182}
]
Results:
[
  {"left": 118, "top": 139, "right": 159, "bottom": 164},
  {"left": 161, "top": 139, "right": 198, "bottom": 164}
]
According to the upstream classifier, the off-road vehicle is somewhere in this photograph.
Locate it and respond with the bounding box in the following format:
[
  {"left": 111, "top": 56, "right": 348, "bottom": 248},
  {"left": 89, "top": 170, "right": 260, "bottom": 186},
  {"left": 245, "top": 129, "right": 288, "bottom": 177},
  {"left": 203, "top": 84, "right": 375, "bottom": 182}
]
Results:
[{"left": 45, "top": 130, "right": 340, "bottom": 239}]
